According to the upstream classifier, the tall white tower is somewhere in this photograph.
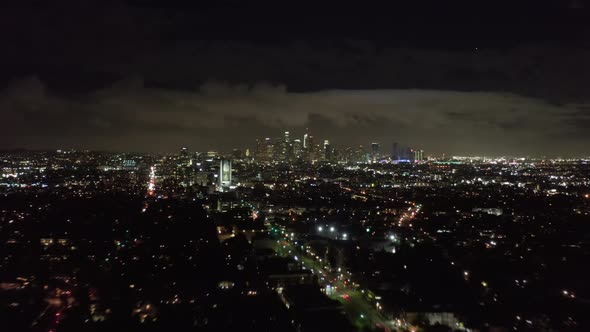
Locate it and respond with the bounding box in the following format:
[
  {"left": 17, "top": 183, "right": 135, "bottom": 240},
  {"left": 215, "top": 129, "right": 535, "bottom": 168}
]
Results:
[{"left": 219, "top": 159, "right": 232, "bottom": 190}]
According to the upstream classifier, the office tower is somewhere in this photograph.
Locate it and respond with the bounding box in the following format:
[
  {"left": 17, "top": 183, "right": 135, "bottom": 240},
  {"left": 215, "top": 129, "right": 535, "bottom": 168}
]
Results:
[
  {"left": 264, "top": 138, "right": 274, "bottom": 161},
  {"left": 371, "top": 142, "right": 380, "bottom": 162},
  {"left": 219, "top": 159, "right": 232, "bottom": 190},
  {"left": 406, "top": 148, "right": 414, "bottom": 162},
  {"left": 392, "top": 142, "right": 399, "bottom": 161},
  {"left": 179, "top": 147, "right": 191, "bottom": 166},
  {"left": 413, "top": 149, "right": 424, "bottom": 162},
  {"left": 354, "top": 145, "right": 365, "bottom": 163},
  {"left": 256, "top": 139, "right": 272, "bottom": 162},
  {"left": 286, "top": 143, "right": 294, "bottom": 160},
  {"left": 307, "top": 135, "right": 315, "bottom": 161},
  {"left": 323, "top": 140, "right": 331, "bottom": 161},
  {"left": 303, "top": 133, "right": 309, "bottom": 149},
  {"left": 255, "top": 139, "right": 263, "bottom": 159},
  {"left": 273, "top": 137, "right": 283, "bottom": 160},
  {"left": 332, "top": 147, "right": 339, "bottom": 161},
  {"left": 280, "top": 132, "right": 290, "bottom": 161},
  {"left": 293, "top": 139, "right": 302, "bottom": 158}
]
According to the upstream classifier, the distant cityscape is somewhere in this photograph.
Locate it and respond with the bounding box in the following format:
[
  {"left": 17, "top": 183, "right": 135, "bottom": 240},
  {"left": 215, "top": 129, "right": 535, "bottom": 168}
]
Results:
[
  {"left": 248, "top": 130, "right": 425, "bottom": 164},
  {"left": 1, "top": 138, "right": 590, "bottom": 332}
]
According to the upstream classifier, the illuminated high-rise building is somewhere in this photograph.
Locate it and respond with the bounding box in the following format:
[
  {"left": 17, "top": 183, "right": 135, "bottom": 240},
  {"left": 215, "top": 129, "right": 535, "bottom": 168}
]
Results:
[
  {"left": 354, "top": 145, "right": 365, "bottom": 163},
  {"left": 264, "top": 138, "right": 274, "bottom": 161},
  {"left": 273, "top": 136, "right": 283, "bottom": 160},
  {"left": 323, "top": 140, "right": 332, "bottom": 161},
  {"left": 280, "top": 132, "right": 290, "bottom": 161},
  {"left": 293, "top": 139, "right": 302, "bottom": 158},
  {"left": 413, "top": 149, "right": 424, "bottom": 162},
  {"left": 179, "top": 147, "right": 191, "bottom": 166},
  {"left": 255, "top": 139, "right": 271, "bottom": 162},
  {"left": 255, "top": 139, "right": 263, "bottom": 158},
  {"left": 219, "top": 159, "right": 232, "bottom": 190},
  {"left": 303, "top": 133, "right": 309, "bottom": 149},
  {"left": 371, "top": 142, "right": 380, "bottom": 163},
  {"left": 306, "top": 135, "right": 315, "bottom": 161},
  {"left": 405, "top": 148, "right": 413, "bottom": 162}
]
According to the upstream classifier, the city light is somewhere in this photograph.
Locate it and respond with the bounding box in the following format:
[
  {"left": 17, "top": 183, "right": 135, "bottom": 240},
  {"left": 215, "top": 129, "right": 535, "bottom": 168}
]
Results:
[{"left": 3, "top": 139, "right": 589, "bottom": 332}]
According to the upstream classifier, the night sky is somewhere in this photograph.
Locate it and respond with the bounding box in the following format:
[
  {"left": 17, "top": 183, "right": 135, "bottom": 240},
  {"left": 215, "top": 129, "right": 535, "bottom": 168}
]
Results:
[{"left": 2, "top": 1, "right": 590, "bottom": 156}]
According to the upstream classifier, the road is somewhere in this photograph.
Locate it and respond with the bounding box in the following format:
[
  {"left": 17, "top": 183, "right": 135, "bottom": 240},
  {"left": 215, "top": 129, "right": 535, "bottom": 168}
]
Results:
[
  {"left": 271, "top": 221, "right": 394, "bottom": 331},
  {"left": 246, "top": 188, "right": 424, "bottom": 331},
  {"left": 32, "top": 297, "right": 67, "bottom": 332}
]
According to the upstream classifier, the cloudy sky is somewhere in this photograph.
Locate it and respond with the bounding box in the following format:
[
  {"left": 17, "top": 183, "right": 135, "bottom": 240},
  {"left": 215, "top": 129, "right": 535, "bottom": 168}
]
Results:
[{"left": 1, "top": 1, "right": 589, "bottom": 156}]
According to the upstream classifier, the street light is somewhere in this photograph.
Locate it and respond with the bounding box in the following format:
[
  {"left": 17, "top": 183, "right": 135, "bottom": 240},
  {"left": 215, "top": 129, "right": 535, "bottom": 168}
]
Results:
[
  {"left": 330, "top": 227, "right": 335, "bottom": 232},
  {"left": 342, "top": 233, "right": 348, "bottom": 239},
  {"left": 318, "top": 226, "right": 323, "bottom": 232}
]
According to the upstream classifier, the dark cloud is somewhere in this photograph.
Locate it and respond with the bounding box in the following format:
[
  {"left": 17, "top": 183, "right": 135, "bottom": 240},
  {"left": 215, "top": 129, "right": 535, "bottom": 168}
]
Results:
[
  {"left": 1, "top": 2, "right": 589, "bottom": 155},
  {"left": 2, "top": 2, "right": 590, "bottom": 98},
  {"left": 1, "top": 77, "right": 587, "bottom": 156}
]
